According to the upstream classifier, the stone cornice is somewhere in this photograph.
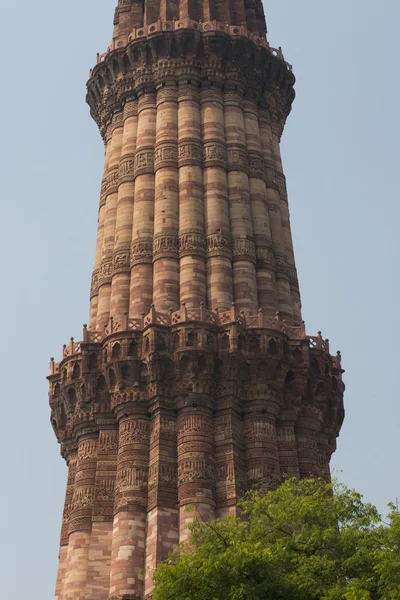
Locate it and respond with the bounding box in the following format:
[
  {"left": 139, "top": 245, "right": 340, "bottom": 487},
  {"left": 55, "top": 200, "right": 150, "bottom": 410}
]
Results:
[{"left": 86, "top": 27, "right": 295, "bottom": 140}]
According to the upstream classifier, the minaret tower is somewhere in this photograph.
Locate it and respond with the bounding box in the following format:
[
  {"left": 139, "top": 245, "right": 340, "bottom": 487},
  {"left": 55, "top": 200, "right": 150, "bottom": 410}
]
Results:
[{"left": 48, "top": 1, "right": 345, "bottom": 598}]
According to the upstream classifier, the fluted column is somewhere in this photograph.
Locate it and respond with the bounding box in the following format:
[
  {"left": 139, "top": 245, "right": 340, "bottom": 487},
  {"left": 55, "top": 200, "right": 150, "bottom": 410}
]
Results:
[
  {"left": 98, "top": 114, "right": 124, "bottom": 330},
  {"left": 109, "top": 410, "right": 150, "bottom": 599},
  {"left": 90, "top": 137, "right": 113, "bottom": 330},
  {"left": 214, "top": 405, "right": 246, "bottom": 517},
  {"left": 270, "top": 121, "right": 302, "bottom": 324},
  {"left": 177, "top": 396, "right": 215, "bottom": 542},
  {"left": 153, "top": 82, "right": 180, "bottom": 312},
  {"left": 55, "top": 450, "right": 77, "bottom": 600},
  {"left": 244, "top": 395, "right": 281, "bottom": 491},
  {"left": 224, "top": 86, "right": 258, "bottom": 313},
  {"left": 178, "top": 81, "right": 207, "bottom": 308},
  {"left": 201, "top": 84, "right": 233, "bottom": 311},
  {"left": 86, "top": 426, "right": 119, "bottom": 600},
  {"left": 296, "top": 414, "right": 321, "bottom": 478},
  {"left": 145, "top": 408, "right": 179, "bottom": 597},
  {"left": 64, "top": 433, "right": 98, "bottom": 600},
  {"left": 110, "top": 100, "right": 138, "bottom": 321},
  {"left": 243, "top": 97, "right": 277, "bottom": 316},
  {"left": 130, "top": 90, "right": 156, "bottom": 317},
  {"left": 276, "top": 411, "right": 300, "bottom": 478},
  {"left": 259, "top": 106, "right": 293, "bottom": 322}
]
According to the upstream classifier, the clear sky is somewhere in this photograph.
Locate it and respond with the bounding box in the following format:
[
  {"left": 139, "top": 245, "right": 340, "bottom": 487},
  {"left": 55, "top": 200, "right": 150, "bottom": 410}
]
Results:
[{"left": 1, "top": 1, "right": 399, "bottom": 597}]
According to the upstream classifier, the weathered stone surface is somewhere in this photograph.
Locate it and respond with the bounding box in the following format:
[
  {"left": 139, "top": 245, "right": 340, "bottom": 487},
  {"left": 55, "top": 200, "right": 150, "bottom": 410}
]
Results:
[{"left": 49, "top": 1, "right": 345, "bottom": 598}]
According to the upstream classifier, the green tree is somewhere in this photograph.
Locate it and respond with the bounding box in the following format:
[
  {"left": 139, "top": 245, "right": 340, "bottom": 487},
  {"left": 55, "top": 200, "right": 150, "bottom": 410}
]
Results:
[{"left": 153, "top": 478, "right": 400, "bottom": 600}]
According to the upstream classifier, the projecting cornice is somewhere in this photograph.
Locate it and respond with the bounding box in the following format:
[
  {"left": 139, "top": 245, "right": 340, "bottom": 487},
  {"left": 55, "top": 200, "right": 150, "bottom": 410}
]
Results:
[{"left": 86, "top": 22, "right": 295, "bottom": 139}]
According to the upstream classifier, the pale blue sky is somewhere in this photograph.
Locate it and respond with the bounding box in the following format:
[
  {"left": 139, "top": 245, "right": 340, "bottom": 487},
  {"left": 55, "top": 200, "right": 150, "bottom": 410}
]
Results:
[{"left": 0, "top": 1, "right": 399, "bottom": 597}]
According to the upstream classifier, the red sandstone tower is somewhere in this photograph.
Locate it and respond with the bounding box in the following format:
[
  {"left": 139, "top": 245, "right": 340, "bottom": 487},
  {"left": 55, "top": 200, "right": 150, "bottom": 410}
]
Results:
[{"left": 48, "top": 1, "right": 345, "bottom": 598}]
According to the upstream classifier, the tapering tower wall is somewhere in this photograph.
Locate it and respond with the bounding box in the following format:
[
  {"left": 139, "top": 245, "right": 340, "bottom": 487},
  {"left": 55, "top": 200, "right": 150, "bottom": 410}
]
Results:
[{"left": 49, "top": 1, "right": 345, "bottom": 599}]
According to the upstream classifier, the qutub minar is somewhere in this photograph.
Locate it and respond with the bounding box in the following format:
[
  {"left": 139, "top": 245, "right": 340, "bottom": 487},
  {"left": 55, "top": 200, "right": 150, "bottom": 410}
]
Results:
[{"left": 48, "top": 0, "right": 345, "bottom": 598}]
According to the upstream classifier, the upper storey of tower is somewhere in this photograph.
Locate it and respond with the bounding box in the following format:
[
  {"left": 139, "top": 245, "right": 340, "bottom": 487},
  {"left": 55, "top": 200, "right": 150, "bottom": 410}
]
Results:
[{"left": 113, "top": 0, "right": 267, "bottom": 38}]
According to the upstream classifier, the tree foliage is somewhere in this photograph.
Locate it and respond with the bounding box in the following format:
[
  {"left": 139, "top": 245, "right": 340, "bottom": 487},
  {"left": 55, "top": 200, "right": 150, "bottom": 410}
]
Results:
[{"left": 153, "top": 478, "right": 400, "bottom": 600}]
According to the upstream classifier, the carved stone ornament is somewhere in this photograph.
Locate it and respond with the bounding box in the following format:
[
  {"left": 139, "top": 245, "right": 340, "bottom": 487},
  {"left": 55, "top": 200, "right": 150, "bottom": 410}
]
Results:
[
  {"left": 179, "top": 141, "right": 203, "bottom": 167},
  {"left": 134, "top": 148, "right": 155, "bottom": 176},
  {"left": 100, "top": 167, "right": 119, "bottom": 205},
  {"left": 154, "top": 143, "right": 178, "bottom": 170},
  {"left": 232, "top": 238, "right": 257, "bottom": 263},
  {"left": 206, "top": 231, "right": 232, "bottom": 259},
  {"left": 203, "top": 141, "right": 227, "bottom": 168},
  {"left": 130, "top": 239, "right": 153, "bottom": 266},
  {"left": 153, "top": 234, "right": 179, "bottom": 259},
  {"left": 98, "top": 259, "right": 113, "bottom": 286},
  {"left": 227, "top": 148, "right": 249, "bottom": 172},
  {"left": 112, "top": 249, "right": 131, "bottom": 274},
  {"left": 118, "top": 154, "right": 135, "bottom": 183},
  {"left": 179, "top": 232, "right": 206, "bottom": 258}
]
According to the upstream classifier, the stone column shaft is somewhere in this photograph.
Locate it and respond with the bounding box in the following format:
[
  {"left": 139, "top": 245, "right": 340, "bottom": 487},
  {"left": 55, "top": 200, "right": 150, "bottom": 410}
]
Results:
[
  {"left": 296, "top": 415, "right": 321, "bottom": 478},
  {"left": 201, "top": 85, "right": 233, "bottom": 311},
  {"left": 244, "top": 404, "right": 281, "bottom": 492},
  {"left": 177, "top": 401, "right": 215, "bottom": 543},
  {"left": 259, "top": 108, "right": 293, "bottom": 322},
  {"left": 153, "top": 83, "right": 180, "bottom": 312},
  {"left": 178, "top": 82, "right": 207, "bottom": 308},
  {"left": 224, "top": 88, "right": 258, "bottom": 313},
  {"left": 214, "top": 407, "right": 246, "bottom": 516},
  {"left": 98, "top": 115, "right": 124, "bottom": 330},
  {"left": 90, "top": 138, "right": 112, "bottom": 330},
  {"left": 64, "top": 435, "right": 98, "bottom": 600},
  {"left": 109, "top": 414, "right": 150, "bottom": 598},
  {"left": 86, "top": 427, "right": 119, "bottom": 600},
  {"left": 55, "top": 452, "right": 77, "bottom": 600},
  {"left": 244, "top": 99, "right": 277, "bottom": 316},
  {"left": 270, "top": 126, "right": 302, "bottom": 324},
  {"left": 130, "top": 91, "right": 157, "bottom": 317},
  {"left": 277, "top": 412, "right": 300, "bottom": 478},
  {"left": 145, "top": 409, "right": 179, "bottom": 597},
  {"left": 110, "top": 100, "right": 138, "bottom": 321}
]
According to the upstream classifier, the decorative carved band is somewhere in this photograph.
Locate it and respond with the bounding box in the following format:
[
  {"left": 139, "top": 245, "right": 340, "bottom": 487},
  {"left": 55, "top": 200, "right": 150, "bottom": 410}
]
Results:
[
  {"left": 275, "top": 255, "right": 290, "bottom": 280},
  {"left": 179, "top": 140, "right": 203, "bottom": 167},
  {"left": 203, "top": 141, "right": 227, "bottom": 168},
  {"left": 227, "top": 147, "right": 249, "bottom": 172},
  {"left": 178, "top": 458, "right": 214, "bottom": 483},
  {"left": 248, "top": 151, "right": 265, "bottom": 178},
  {"left": 134, "top": 147, "right": 155, "bottom": 176},
  {"left": 119, "top": 418, "right": 149, "bottom": 445},
  {"left": 123, "top": 99, "right": 138, "bottom": 119},
  {"left": 223, "top": 90, "right": 244, "bottom": 106},
  {"left": 90, "top": 268, "right": 99, "bottom": 298},
  {"left": 154, "top": 143, "right": 178, "bottom": 170},
  {"left": 275, "top": 171, "right": 288, "bottom": 201},
  {"left": 265, "top": 165, "right": 288, "bottom": 200},
  {"left": 98, "top": 259, "right": 113, "bottom": 286},
  {"left": 109, "top": 111, "right": 124, "bottom": 133},
  {"left": 178, "top": 83, "right": 200, "bottom": 102},
  {"left": 130, "top": 239, "right": 153, "bottom": 266},
  {"left": 157, "top": 86, "right": 178, "bottom": 105},
  {"left": 232, "top": 238, "right": 256, "bottom": 263},
  {"left": 100, "top": 166, "right": 119, "bottom": 205},
  {"left": 288, "top": 266, "right": 299, "bottom": 288},
  {"left": 118, "top": 153, "right": 135, "bottom": 183},
  {"left": 137, "top": 92, "right": 156, "bottom": 111},
  {"left": 179, "top": 231, "right": 206, "bottom": 258},
  {"left": 118, "top": 0, "right": 132, "bottom": 14},
  {"left": 200, "top": 86, "right": 223, "bottom": 104},
  {"left": 153, "top": 234, "right": 179, "bottom": 260},
  {"left": 112, "top": 248, "right": 131, "bottom": 275},
  {"left": 256, "top": 246, "right": 276, "bottom": 269},
  {"left": 206, "top": 231, "right": 232, "bottom": 259}
]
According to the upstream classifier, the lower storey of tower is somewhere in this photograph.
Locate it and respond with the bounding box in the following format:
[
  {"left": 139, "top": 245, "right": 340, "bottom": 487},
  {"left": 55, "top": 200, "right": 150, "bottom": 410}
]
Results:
[{"left": 49, "top": 313, "right": 344, "bottom": 600}]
